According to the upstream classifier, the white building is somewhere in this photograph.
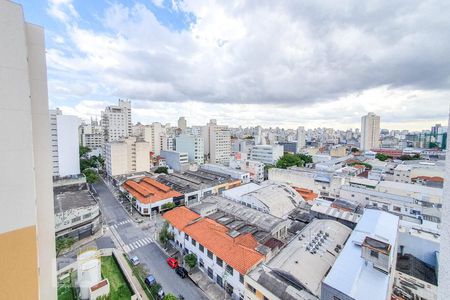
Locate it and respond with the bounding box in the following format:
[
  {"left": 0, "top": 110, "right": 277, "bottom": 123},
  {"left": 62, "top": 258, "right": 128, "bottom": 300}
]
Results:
[
  {"left": 101, "top": 99, "right": 131, "bottom": 143},
  {"left": 160, "top": 150, "right": 189, "bottom": 172},
  {"left": 178, "top": 116, "right": 187, "bottom": 131},
  {"left": 175, "top": 134, "right": 204, "bottom": 165},
  {"left": 143, "top": 122, "right": 168, "bottom": 156},
  {"left": 296, "top": 126, "right": 306, "bottom": 152},
  {"left": 229, "top": 156, "right": 265, "bottom": 183},
  {"left": 49, "top": 108, "right": 81, "bottom": 177},
  {"left": 105, "top": 137, "right": 150, "bottom": 176},
  {"left": 322, "top": 209, "right": 399, "bottom": 300},
  {"left": 361, "top": 112, "right": 381, "bottom": 150},
  {"left": 249, "top": 144, "right": 284, "bottom": 165},
  {"left": 201, "top": 163, "right": 250, "bottom": 184},
  {"left": 202, "top": 119, "right": 231, "bottom": 165},
  {"left": 1, "top": 2, "right": 56, "bottom": 297},
  {"left": 79, "top": 120, "right": 103, "bottom": 154}
]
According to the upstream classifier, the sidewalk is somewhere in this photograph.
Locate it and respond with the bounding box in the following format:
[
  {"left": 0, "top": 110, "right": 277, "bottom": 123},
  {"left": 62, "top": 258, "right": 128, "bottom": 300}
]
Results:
[
  {"left": 113, "top": 249, "right": 149, "bottom": 300},
  {"left": 189, "top": 268, "right": 231, "bottom": 300}
]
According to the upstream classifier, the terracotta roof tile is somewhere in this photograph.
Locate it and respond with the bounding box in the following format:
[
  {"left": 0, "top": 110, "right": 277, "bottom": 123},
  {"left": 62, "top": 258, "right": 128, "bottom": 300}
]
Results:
[{"left": 123, "top": 177, "right": 182, "bottom": 205}]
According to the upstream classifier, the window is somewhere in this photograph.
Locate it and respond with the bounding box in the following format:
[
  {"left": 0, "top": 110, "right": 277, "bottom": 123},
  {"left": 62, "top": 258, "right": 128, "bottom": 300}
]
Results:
[
  {"left": 199, "top": 244, "right": 204, "bottom": 252},
  {"left": 72, "top": 216, "right": 81, "bottom": 223},
  {"left": 191, "top": 239, "right": 197, "bottom": 246},
  {"left": 185, "top": 234, "right": 189, "bottom": 241},
  {"left": 226, "top": 265, "right": 233, "bottom": 275},
  {"left": 225, "top": 283, "right": 234, "bottom": 296},
  {"left": 207, "top": 250, "right": 213, "bottom": 259},
  {"left": 216, "top": 275, "right": 223, "bottom": 287},
  {"left": 393, "top": 206, "right": 401, "bottom": 212},
  {"left": 216, "top": 257, "right": 223, "bottom": 267},
  {"left": 199, "top": 258, "right": 204, "bottom": 268},
  {"left": 370, "top": 250, "right": 379, "bottom": 258},
  {"left": 207, "top": 267, "right": 214, "bottom": 279},
  {"left": 239, "top": 274, "right": 244, "bottom": 284},
  {"left": 247, "top": 284, "right": 256, "bottom": 294}
]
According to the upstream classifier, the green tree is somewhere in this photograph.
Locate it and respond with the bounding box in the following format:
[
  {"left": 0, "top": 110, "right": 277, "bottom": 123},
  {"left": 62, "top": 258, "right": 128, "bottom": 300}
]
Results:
[
  {"left": 155, "top": 166, "right": 169, "bottom": 174},
  {"left": 79, "top": 146, "right": 91, "bottom": 158},
  {"left": 375, "top": 153, "right": 392, "bottom": 161},
  {"left": 275, "top": 153, "right": 313, "bottom": 169},
  {"left": 163, "top": 293, "right": 178, "bottom": 300},
  {"left": 184, "top": 253, "right": 197, "bottom": 269},
  {"left": 56, "top": 237, "right": 75, "bottom": 256},
  {"left": 159, "top": 221, "right": 174, "bottom": 247},
  {"left": 83, "top": 168, "right": 99, "bottom": 183},
  {"left": 161, "top": 202, "right": 176, "bottom": 211},
  {"left": 350, "top": 147, "right": 359, "bottom": 153}
]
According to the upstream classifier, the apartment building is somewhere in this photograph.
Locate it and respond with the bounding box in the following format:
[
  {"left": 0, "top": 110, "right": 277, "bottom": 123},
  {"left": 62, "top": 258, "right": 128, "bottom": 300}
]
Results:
[
  {"left": 296, "top": 126, "right": 306, "bottom": 152},
  {"left": 360, "top": 112, "right": 381, "bottom": 150},
  {"left": 79, "top": 120, "right": 104, "bottom": 154},
  {"left": 105, "top": 136, "right": 150, "bottom": 176},
  {"left": 176, "top": 134, "right": 205, "bottom": 165},
  {"left": 160, "top": 150, "right": 189, "bottom": 172},
  {"left": 0, "top": 2, "right": 56, "bottom": 298},
  {"left": 178, "top": 116, "right": 187, "bottom": 131},
  {"left": 101, "top": 99, "right": 132, "bottom": 143},
  {"left": 202, "top": 119, "right": 231, "bottom": 165},
  {"left": 249, "top": 144, "right": 284, "bottom": 165},
  {"left": 143, "top": 122, "right": 168, "bottom": 156},
  {"left": 49, "top": 108, "right": 80, "bottom": 177}
]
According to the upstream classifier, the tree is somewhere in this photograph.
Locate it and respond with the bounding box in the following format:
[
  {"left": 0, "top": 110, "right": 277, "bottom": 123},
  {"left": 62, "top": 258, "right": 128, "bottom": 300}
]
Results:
[
  {"left": 275, "top": 153, "right": 313, "bottom": 169},
  {"left": 55, "top": 237, "right": 75, "bottom": 256},
  {"left": 155, "top": 166, "right": 169, "bottom": 174},
  {"left": 400, "top": 154, "right": 421, "bottom": 161},
  {"left": 159, "top": 221, "right": 174, "bottom": 247},
  {"left": 184, "top": 253, "right": 197, "bottom": 269},
  {"left": 163, "top": 293, "right": 178, "bottom": 300},
  {"left": 375, "top": 153, "right": 392, "bottom": 161},
  {"left": 350, "top": 147, "right": 359, "bottom": 153},
  {"left": 83, "top": 168, "right": 99, "bottom": 183},
  {"left": 79, "top": 146, "right": 91, "bottom": 158},
  {"left": 161, "top": 202, "right": 176, "bottom": 211}
]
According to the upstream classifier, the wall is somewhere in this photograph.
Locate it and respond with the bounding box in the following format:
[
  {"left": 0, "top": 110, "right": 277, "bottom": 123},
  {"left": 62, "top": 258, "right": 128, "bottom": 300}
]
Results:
[{"left": 57, "top": 115, "right": 80, "bottom": 176}]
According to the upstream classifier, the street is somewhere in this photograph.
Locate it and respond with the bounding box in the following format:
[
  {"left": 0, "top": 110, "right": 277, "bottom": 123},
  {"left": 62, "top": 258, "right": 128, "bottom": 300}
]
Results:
[{"left": 93, "top": 180, "right": 209, "bottom": 300}]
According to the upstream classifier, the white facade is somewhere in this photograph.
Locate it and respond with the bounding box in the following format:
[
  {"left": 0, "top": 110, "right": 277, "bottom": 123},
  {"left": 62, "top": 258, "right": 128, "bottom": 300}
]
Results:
[
  {"left": 361, "top": 112, "right": 380, "bottom": 150},
  {"left": 143, "top": 122, "right": 168, "bottom": 156},
  {"left": 56, "top": 114, "right": 81, "bottom": 177},
  {"left": 105, "top": 137, "right": 150, "bottom": 176},
  {"left": 202, "top": 119, "right": 231, "bottom": 165},
  {"left": 160, "top": 150, "right": 189, "bottom": 172},
  {"left": 79, "top": 121, "right": 103, "bottom": 151},
  {"left": 176, "top": 134, "right": 205, "bottom": 165},
  {"left": 249, "top": 144, "right": 284, "bottom": 165},
  {"left": 296, "top": 126, "right": 306, "bottom": 152},
  {"left": 101, "top": 99, "right": 131, "bottom": 143}
]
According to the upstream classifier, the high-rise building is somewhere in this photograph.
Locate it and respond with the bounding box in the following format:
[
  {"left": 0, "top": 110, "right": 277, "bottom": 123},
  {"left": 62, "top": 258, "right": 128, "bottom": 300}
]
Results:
[
  {"left": 296, "top": 126, "right": 306, "bottom": 152},
  {"left": 79, "top": 119, "right": 104, "bottom": 153},
  {"left": 104, "top": 136, "right": 150, "bottom": 176},
  {"left": 360, "top": 112, "right": 380, "bottom": 151},
  {"left": 202, "top": 119, "right": 231, "bottom": 165},
  {"left": 143, "top": 122, "right": 168, "bottom": 156},
  {"left": 178, "top": 116, "right": 187, "bottom": 132},
  {"left": 0, "top": 1, "right": 56, "bottom": 298},
  {"left": 176, "top": 134, "right": 205, "bottom": 165},
  {"left": 101, "top": 99, "right": 132, "bottom": 143},
  {"left": 49, "top": 108, "right": 80, "bottom": 177},
  {"left": 250, "top": 144, "right": 284, "bottom": 165}
]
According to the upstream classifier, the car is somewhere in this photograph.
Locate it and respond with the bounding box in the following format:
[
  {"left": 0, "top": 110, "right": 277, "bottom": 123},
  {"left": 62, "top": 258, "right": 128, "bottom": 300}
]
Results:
[
  {"left": 144, "top": 275, "right": 156, "bottom": 287},
  {"left": 175, "top": 266, "right": 188, "bottom": 278},
  {"left": 130, "top": 256, "right": 140, "bottom": 266},
  {"left": 157, "top": 287, "right": 165, "bottom": 299},
  {"left": 166, "top": 257, "right": 178, "bottom": 269}
]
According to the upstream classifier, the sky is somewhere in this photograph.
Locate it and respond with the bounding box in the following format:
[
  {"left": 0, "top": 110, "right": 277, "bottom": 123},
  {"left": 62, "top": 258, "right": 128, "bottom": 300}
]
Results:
[{"left": 18, "top": 0, "right": 450, "bottom": 130}]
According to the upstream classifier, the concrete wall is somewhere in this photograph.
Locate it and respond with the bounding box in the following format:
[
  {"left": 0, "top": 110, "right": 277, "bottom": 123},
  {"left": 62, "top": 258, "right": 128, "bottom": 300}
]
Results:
[{"left": 57, "top": 115, "right": 80, "bottom": 176}]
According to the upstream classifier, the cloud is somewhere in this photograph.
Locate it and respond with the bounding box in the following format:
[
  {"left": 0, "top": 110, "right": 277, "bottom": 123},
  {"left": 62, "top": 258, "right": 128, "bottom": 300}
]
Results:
[{"left": 44, "top": 0, "right": 450, "bottom": 128}]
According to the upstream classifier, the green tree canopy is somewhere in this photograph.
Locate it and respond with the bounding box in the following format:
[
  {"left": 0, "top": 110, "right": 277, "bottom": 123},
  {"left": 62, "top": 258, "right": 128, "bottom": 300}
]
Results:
[
  {"left": 155, "top": 166, "right": 169, "bottom": 174},
  {"left": 159, "top": 221, "right": 174, "bottom": 246},
  {"left": 275, "top": 153, "right": 313, "bottom": 169},
  {"left": 184, "top": 253, "right": 197, "bottom": 269},
  {"left": 375, "top": 153, "right": 392, "bottom": 161}
]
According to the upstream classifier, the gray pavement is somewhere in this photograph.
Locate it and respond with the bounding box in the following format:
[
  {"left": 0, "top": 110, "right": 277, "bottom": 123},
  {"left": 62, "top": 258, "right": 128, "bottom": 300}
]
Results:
[{"left": 93, "top": 180, "right": 209, "bottom": 300}]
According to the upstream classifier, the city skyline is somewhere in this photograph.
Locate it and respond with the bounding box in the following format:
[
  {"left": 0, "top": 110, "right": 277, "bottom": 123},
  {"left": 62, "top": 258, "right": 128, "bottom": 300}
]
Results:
[{"left": 18, "top": 0, "right": 450, "bottom": 130}]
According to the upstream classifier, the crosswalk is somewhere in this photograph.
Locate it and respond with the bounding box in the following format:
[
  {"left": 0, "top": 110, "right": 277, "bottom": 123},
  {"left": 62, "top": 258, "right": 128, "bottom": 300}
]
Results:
[
  {"left": 123, "top": 237, "right": 154, "bottom": 253},
  {"left": 110, "top": 219, "right": 132, "bottom": 229}
]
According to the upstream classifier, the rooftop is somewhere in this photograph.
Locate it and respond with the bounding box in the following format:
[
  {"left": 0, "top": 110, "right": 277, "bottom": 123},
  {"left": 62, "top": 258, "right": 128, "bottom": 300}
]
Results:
[
  {"left": 376, "top": 181, "right": 443, "bottom": 199},
  {"left": 54, "top": 183, "right": 97, "bottom": 213},
  {"left": 123, "top": 177, "right": 182, "bottom": 204},
  {"left": 322, "top": 209, "right": 399, "bottom": 300},
  {"left": 163, "top": 206, "right": 265, "bottom": 274}
]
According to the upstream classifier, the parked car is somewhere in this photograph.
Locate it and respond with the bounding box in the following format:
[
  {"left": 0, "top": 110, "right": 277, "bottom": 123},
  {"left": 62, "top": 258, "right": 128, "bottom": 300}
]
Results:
[
  {"left": 157, "top": 287, "right": 165, "bottom": 299},
  {"left": 144, "top": 274, "right": 156, "bottom": 287},
  {"left": 166, "top": 257, "right": 178, "bottom": 269},
  {"left": 175, "top": 266, "right": 188, "bottom": 278},
  {"left": 130, "top": 256, "right": 140, "bottom": 266}
]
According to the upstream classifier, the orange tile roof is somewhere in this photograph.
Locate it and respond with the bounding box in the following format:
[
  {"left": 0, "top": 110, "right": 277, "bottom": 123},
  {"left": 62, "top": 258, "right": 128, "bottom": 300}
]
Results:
[
  {"left": 293, "top": 187, "right": 318, "bottom": 201},
  {"left": 163, "top": 207, "right": 264, "bottom": 274},
  {"left": 123, "top": 177, "right": 182, "bottom": 205},
  {"left": 412, "top": 176, "right": 444, "bottom": 183}
]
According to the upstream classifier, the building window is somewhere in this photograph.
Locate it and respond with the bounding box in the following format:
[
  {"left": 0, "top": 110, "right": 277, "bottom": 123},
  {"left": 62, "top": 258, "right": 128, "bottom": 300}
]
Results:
[
  {"left": 199, "top": 244, "right": 204, "bottom": 252},
  {"left": 225, "top": 283, "right": 234, "bottom": 296},
  {"left": 72, "top": 216, "right": 81, "bottom": 223},
  {"left": 207, "top": 267, "right": 214, "bottom": 279},
  {"left": 207, "top": 250, "right": 213, "bottom": 260},
  {"left": 247, "top": 284, "right": 256, "bottom": 294},
  {"left": 370, "top": 250, "right": 379, "bottom": 258},
  {"left": 216, "top": 257, "right": 223, "bottom": 267},
  {"left": 192, "top": 239, "right": 197, "bottom": 246},
  {"left": 216, "top": 275, "right": 223, "bottom": 287},
  {"left": 239, "top": 274, "right": 244, "bottom": 284},
  {"left": 199, "top": 258, "right": 204, "bottom": 268},
  {"left": 185, "top": 234, "right": 189, "bottom": 241},
  {"left": 226, "top": 265, "right": 233, "bottom": 275}
]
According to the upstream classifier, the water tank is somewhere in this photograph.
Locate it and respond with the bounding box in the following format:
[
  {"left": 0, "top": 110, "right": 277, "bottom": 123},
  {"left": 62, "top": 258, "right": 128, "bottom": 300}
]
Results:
[{"left": 77, "top": 248, "right": 101, "bottom": 300}]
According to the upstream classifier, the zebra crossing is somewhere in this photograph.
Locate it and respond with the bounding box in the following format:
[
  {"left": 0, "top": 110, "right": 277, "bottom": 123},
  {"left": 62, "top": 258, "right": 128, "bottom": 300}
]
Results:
[
  {"left": 110, "top": 219, "right": 132, "bottom": 229},
  {"left": 123, "top": 237, "right": 154, "bottom": 253}
]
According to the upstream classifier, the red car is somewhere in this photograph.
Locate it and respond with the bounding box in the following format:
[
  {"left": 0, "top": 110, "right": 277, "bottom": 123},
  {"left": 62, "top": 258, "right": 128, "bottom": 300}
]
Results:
[{"left": 166, "top": 257, "right": 178, "bottom": 269}]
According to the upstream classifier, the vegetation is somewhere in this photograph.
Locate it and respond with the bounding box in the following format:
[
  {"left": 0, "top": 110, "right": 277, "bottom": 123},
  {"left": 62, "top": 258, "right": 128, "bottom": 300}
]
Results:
[
  {"left": 83, "top": 168, "right": 99, "bottom": 184},
  {"left": 275, "top": 153, "right": 313, "bottom": 169},
  {"left": 348, "top": 162, "right": 373, "bottom": 170},
  {"left": 375, "top": 153, "right": 392, "bottom": 161},
  {"left": 57, "top": 273, "right": 76, "bottom": 300},
  {"left": 350, "top": 147, "right": 359, "bottom": 153},
  {"left": 159, "top": 221, "right": 174, "bottom": 247},
  {"left": 184, "top": 253, "right": 197, "bottom": 269},
  {"left": 161, "top": 202, "right": 176, "bottom": 211},
  {"left": 55, "top": 237, "right": 75, "bottom": 256},
  {"left": 264, "top": 164, "right": 275, "bottom": 172},
  {"left": 163, "top": 294, "right": 179, "bottom": 300},
  {"left": 79, "top": 146, "right": 104, "bottom": 183},
  {"left": 243, "top": 135, "right": 254, "bottom": 140},
  {"left": 399, "top": 154, "right": 421, "bottom": 160},
  {"left": 79, "top": 146, "right": 91, "bottom": 158},
  {"left": 155, "top": 166, "right": 169, "bottom": 174},
  {"left": 101, "top": 256, "right": 133, "bottom": 300}
]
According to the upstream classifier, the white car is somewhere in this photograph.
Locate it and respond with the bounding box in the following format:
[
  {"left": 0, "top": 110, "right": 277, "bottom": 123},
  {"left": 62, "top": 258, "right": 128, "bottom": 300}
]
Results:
[{"left": 130, "top": 256, "right": 140, "bottom": 266}]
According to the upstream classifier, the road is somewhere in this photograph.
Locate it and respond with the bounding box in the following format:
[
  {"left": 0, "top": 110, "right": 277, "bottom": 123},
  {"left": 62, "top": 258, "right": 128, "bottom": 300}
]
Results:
[{"left": 93, "top": 180, "right": 209, "bottom": 300}]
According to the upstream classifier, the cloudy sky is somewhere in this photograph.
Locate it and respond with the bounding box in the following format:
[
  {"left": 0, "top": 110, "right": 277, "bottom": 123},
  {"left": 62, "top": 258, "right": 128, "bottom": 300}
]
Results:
[{"left": 20, "top": 0, "right": 450, "bottom": 130}]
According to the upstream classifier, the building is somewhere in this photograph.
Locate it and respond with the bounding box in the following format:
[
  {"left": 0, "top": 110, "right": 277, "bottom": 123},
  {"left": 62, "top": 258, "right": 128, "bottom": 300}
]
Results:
[
  {"left": 105, "top": 136, "right": 150, "bottom": 176},
  {"left": 49, "top": 108, "right": 80, "bottom": 177},
  {"left": 175, "top": 134, "right": 205, "bottom": 165},
  {"left": 202, "top": 163, "right": 251, "bottom": 184},
  {"left": 222, "top": 182, "right": 304, "bottom": 219},
  {"left": 250, "top": 144, "right": 284, "bottom": 165},
  {"left": 322, "top": 209, "right": 399, "bottom": 300},
  {"left": 229, "top": 155, "right": 265, "bottom": 183},
  {"left": 202, "top": 119, "right": 231, "bottom": 165},
  {"left": 296, "top": 126, "right": 306, "bottom": 152},
  {"left": 54, "top": 176, "right": 101, "bottom": 241},
  {"left": 178, "top": 116, "right": 187, "bottom": 131},
  {"left": 101, "top": 99, "right": 132, "bottom": 143},
  {"left": 278, "top": 142, "right": 297, "bottom": 153},
  {"left": 143, "top": 122, "right": 168, "bottom": 156},
  {"left": 361, "top": 112, "right": 381, "bottom": 151},
  {"left": 245, "top": 219, "right": 352, "bottom": 300},
  {"left": 0, "top": 2, "right": 56, "bottom": 298},
  {"left": 121, "top": 177, "right": 183, "bottom": 214},
  {"left": 160, "top": 150, "right": 189, "bottom": 172},
  {"left": 79, "top": 120, "right": 104, "bottom": 154}
]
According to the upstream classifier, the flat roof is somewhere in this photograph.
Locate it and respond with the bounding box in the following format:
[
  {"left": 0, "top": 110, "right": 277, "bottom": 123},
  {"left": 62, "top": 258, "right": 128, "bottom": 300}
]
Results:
[
  {"left": 376, "top": 181, "right": 443, "bottom": 198},
  {"left": 323, "top": 209, "right": 399, "bottom": 300},
  {"left": 310, "top": 199, "right": 361, "bottom": 224},
  {"left": 54, "top": 183, "right": 97, "bottom": 213}
]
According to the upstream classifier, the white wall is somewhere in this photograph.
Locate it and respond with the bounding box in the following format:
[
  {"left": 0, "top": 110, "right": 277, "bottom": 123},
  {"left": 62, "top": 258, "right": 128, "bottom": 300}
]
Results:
[{"left": 57, "top": 115, "right": 80, "bottom": 176}]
